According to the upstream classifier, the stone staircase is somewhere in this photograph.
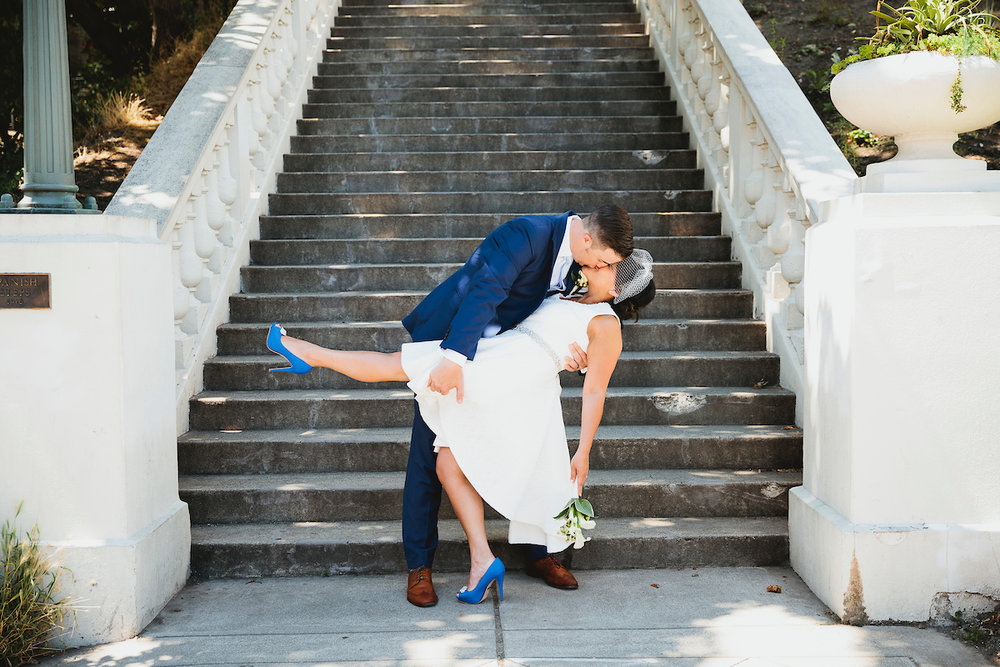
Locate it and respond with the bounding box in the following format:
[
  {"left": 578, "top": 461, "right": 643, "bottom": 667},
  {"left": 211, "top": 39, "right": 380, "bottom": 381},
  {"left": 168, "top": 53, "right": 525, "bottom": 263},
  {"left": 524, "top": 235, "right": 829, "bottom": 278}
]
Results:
[{"left": 177, "top": 0, "right": 803, "bottom": 578}]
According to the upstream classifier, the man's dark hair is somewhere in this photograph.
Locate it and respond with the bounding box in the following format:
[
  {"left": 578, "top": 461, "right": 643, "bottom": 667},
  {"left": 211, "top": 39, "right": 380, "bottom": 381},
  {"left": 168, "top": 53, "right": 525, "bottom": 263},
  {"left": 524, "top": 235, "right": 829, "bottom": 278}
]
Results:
[{"left": 585, "top": 204, "right": 634, "bottom": 260}]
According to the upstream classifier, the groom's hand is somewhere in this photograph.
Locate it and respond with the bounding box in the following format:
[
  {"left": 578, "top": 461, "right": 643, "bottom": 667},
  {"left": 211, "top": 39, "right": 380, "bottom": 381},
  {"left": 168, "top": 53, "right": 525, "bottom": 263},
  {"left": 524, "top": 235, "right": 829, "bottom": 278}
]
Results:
[
  {"left": 428, "top": 358, "right": 464, "bottom": 403},
  {"left": 563, "top": 342, "right": 588, "bottom": 373}
]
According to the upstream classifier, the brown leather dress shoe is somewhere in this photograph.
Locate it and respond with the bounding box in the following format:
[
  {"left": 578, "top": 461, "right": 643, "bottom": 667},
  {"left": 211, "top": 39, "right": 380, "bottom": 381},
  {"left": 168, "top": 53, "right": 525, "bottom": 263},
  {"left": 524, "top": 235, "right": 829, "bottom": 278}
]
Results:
[
  {"left": 407, "top": 566, "right": 438, "bottom": 607},
  {"left": 525, "top": 555, "right": 579, "bottom": 590}
]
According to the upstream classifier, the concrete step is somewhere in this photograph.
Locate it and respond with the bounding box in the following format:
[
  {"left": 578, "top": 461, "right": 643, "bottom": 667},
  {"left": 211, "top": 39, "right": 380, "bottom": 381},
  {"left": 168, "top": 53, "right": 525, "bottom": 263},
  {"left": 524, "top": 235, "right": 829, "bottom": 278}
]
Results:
[
  {"left": 334, "top": 13, "right": 641, "bottom": 26},
  {"left": 315, "top": 59, "right": 660, "bottom": 76},
  {"left": 296, "top": 117, "right": 681, "bottom": 138},
  {"left": 179, "top": 469, "right": 801, "bottom": 524},
  {"left": 306, "top": 84, "right": 669, "bottom": 104},
  {"left": 325, "top": 35, "right": 648, "bottom": 50},
  {"left": 274, "top": 167, "right": 700, "bottom": 194},
  {"left": 340, "top": 3, "right": 638, "bottom": 16},
  {"left": 311, "top": 72, "right": 663, "bottom": 91},
  {"left": 188, "top": 385, "right": 796, "bottom": 431},
  {"left": 204, "top": 350, "right": 779, "bottom": 392},
  {"left": 300, "top": 99, "right": 675, "bottom": 119},
  {"left": 216, "top": 318, "right": 767, "bottom": 356},
  {"left": 265, "top": 190, "right": 713, "bottom": 216},
  {"left": 330, "top": 23, "right": 644, "bottom": 39},
  {"left": 289, "top": 131, "right": 687, "bottom": 153},
  {"left": 281, "top": 149, "right": 695, "bottom": 173},
  {"left": 322, "top": 46, "right": 655, "bottom": 63},
  {"left": 177, "top": 424, "right": 802, "bottom": 474},
  {"left": 248, "top": 236, "right": 730, "bottom": 265},
  {"left": 229, "top": 289, "right": 754, "bottom": 323},
  {"left": 342, "top": 0, "right": 633, "bottom": 6},
  {"left": 189, "top": 516, "right": 790, "bottom": 577},
  {"left": 239, "top": 262, "right": 738, "bottom": 293},
  {"left": 257, "top": 212, "right": 723, "bottom": 240}
]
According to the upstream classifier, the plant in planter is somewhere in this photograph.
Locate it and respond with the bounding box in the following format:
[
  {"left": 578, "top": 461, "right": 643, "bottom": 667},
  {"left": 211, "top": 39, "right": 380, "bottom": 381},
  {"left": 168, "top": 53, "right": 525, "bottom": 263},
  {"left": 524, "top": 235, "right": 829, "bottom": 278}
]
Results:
[{"left": 828, "top": 0, "right": 1000, "bottom": 184}]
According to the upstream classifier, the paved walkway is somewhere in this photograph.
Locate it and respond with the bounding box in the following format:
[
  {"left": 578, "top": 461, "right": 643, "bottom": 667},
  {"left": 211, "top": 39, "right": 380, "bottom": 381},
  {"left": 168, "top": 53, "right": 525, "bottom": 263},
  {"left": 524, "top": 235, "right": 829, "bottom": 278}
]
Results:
[{"left": 42, "top": 567, "right": 989, "bottom": 666}]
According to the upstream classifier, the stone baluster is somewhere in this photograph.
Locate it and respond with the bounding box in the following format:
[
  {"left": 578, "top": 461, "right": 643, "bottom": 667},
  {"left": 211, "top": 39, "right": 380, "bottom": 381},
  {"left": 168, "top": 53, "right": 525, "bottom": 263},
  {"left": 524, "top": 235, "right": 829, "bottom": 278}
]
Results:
[
  {"left": 170, "top": 230, "right": 192, "bottom": 371},
  {"left": 780, "top": 200, "right": 808, "bottom": 338},
  {"left": 178, "top": 203, "right": 204, "bottom": 335},
  {"left": 764, "top": 171, "right": 792, "bottom": 305},
  {"left": 741, "top": 127, "right": 766, "bottom": 247},
  {"left": 191, "top": 180, "right": 217, "bottom": 303},
  {"left": 685, "top": 25, "right": 708, "bottom": 134},
  {"left": 203, "top": 163, "right": 228, "bottom": 270},
  {"left": 280, "top": 11, "right": 297, "bottom": 76},
  {"left": 215, "top": 130, "right": 239, "bottom": 248},
  {"left": 248, "top": 79, "right": 272, "bottom": 172},
  {"left": 713, "top": 72, "right": 731, "bottom": 179},
  {"left": 263, "top": 52, "right": 284, "bottom": 136}
]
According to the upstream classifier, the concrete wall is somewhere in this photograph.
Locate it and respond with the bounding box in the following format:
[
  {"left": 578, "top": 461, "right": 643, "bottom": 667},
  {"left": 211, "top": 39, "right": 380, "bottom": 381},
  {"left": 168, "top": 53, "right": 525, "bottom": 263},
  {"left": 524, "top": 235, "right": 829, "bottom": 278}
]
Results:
[
  {"left": 791, "top": 192, "right": 1000, "bottom": 622},
  {"left": 0, "top": 214, "right": 189, "bottom": 646}
]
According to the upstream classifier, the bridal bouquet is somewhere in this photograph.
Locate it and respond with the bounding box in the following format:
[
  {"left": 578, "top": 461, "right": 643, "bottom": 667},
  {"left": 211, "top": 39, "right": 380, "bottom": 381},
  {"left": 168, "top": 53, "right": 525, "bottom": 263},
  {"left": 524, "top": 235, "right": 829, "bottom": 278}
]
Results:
[{"left": 555, "top": 497, "right": 596, "bottom": 549}]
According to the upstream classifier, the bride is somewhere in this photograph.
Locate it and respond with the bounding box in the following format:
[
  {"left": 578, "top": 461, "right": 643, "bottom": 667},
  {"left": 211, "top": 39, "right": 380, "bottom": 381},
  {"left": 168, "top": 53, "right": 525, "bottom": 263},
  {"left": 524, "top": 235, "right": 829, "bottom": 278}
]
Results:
[{"left": 265, "top": 250, "right": 655, "bottom": 604}]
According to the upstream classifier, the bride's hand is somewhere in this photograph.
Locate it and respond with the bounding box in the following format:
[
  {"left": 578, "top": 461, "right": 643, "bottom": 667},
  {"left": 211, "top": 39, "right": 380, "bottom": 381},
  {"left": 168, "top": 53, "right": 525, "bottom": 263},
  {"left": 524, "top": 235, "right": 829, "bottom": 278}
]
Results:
[
  {"left": 570, "top": 450, "right": 590, "bottom": 496},
  {"left": 563, "top": 342, "right": 588, "bottom": 372},
  {"left": 428, "top": 358, "right": 464, "bottom": 403}
]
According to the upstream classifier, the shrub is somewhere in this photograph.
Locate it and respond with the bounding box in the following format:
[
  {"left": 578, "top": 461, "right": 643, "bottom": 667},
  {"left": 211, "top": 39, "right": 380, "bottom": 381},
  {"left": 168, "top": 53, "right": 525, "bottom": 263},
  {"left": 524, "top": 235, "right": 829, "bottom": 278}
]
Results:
[{"left": 0, "top": 503, "right": 72, "bottom": 666}]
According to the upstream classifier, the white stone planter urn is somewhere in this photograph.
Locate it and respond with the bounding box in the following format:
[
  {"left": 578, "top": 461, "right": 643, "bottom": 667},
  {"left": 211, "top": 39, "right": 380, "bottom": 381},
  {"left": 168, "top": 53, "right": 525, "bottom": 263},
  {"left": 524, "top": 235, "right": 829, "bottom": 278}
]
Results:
[{"left": 830, "top": 51, "right": 1000, "bottom": 191}]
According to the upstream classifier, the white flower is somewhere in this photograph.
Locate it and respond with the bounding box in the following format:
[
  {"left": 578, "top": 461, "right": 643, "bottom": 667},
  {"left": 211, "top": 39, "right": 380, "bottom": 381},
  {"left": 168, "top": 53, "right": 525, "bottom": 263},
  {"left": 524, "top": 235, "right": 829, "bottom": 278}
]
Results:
[{"left": 554, "top": 497, "right": 597, "bottom": 550}]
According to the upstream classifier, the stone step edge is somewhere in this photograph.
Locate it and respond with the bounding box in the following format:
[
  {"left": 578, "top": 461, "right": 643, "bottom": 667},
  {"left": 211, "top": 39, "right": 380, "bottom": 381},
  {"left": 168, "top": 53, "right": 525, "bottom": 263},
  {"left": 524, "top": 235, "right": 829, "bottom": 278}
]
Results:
[
  {"left": 178, "top": 423, "right": 802, "bottom": 445},
  {"left": 208, "top": 350, "right": 778, "bottom": 364},
  {"left": 232, "top": 288, "right": 751, "bottom": 299},
  {"left": 178, "top": 468, "right": 803, "bottom": 491},
  {"left": 191, "top": 516, "right": 790, "bottom": 545},
  {"left": 216, "top": 317, "right": 763, "bottom": 330},
  {"left": 249, "top": 234, "right": 723, "bottom": 243},
  {"left": 241, "top": 261, "right": 736, "bottom": 270}
]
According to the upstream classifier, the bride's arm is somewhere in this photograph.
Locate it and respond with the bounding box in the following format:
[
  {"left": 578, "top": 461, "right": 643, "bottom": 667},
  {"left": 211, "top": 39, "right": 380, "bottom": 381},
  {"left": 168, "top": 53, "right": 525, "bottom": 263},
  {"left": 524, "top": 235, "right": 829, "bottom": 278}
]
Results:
[{"left": 570, "top": 315, "right": 623, "bottom": 495}]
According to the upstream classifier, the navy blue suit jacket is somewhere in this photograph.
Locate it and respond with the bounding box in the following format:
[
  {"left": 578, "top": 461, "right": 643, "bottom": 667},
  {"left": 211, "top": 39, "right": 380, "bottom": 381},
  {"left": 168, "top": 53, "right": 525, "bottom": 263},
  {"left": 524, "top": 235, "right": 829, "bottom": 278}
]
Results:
[{"left": 402, "top": 211, "right": 572, "bottom": 360}]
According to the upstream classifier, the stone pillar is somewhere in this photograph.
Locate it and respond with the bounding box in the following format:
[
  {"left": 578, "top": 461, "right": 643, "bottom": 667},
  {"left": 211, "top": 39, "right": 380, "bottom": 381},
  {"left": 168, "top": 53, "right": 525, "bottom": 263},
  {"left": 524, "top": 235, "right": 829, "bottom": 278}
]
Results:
[
  {"left": 790, "top": 191, "right": 1000, "bottom": 623},
  {"left": 16, "top": 0, "right": 85, "bottom": 211},
  {"left": 0, "top": 214, "right": 190, "bottom": 646}
]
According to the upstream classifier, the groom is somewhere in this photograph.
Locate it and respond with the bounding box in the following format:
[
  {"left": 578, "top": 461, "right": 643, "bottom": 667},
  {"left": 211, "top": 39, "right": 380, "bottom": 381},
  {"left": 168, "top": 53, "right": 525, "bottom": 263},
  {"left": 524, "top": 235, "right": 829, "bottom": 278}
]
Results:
[{"left": 400, "top": 204, "right": 635, "bottom": 607}]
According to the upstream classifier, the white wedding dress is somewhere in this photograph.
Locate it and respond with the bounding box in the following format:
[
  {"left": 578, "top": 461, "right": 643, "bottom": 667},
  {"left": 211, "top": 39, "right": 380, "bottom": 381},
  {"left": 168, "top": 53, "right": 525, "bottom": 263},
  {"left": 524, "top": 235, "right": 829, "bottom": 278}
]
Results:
[{"left": 400, "top": 295, "right": 619, "bottom": 552}]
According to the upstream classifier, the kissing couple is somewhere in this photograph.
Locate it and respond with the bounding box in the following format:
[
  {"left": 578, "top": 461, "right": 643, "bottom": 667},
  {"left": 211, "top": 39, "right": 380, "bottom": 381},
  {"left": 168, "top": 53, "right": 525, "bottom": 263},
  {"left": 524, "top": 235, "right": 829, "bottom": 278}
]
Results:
[{"left": 266, "top": 204, "right": 655, "bottom": 605}]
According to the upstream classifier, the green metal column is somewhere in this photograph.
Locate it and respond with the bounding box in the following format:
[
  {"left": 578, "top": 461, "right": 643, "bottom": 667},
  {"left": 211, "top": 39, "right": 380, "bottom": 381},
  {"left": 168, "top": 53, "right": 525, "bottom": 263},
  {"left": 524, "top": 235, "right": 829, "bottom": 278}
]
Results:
[{"left": 14, "top": 0, "right": 91, "bottom": 212}]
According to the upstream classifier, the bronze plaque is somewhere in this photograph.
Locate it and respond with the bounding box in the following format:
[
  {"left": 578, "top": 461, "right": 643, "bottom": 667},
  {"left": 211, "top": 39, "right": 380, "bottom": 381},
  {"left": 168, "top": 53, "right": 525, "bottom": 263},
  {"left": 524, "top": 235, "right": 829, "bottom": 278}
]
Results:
[{"left": 0, "top": 274, "right": 50, "bottom": 309}]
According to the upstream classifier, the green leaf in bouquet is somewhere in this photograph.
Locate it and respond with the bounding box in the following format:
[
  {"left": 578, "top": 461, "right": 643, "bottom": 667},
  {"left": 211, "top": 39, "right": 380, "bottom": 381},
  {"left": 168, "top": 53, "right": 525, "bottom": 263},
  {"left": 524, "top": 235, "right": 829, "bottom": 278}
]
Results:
[
  {"left": 554, "top": 499, "right": 575, "bottom": 520},
  {"left": 573, "top": 497, "right": 595, "bottom": 518}
]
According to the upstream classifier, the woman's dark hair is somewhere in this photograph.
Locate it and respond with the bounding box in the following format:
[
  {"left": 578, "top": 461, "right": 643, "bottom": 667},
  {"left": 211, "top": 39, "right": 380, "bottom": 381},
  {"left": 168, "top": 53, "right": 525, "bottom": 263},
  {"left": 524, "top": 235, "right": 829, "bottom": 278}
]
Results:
[{"left": 611, "top": 277, "right": 656, "bottom": 323}]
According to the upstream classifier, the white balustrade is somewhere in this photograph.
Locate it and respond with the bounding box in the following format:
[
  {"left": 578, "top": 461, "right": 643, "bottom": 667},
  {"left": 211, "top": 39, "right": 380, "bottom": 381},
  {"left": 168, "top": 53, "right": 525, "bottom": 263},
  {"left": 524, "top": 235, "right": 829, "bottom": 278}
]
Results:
[
  {"left": 106, "top": 0, "right": 340, "bottom": 432},
  {"left": 635, "top": 0, "right": 857, "bottom": 419}
]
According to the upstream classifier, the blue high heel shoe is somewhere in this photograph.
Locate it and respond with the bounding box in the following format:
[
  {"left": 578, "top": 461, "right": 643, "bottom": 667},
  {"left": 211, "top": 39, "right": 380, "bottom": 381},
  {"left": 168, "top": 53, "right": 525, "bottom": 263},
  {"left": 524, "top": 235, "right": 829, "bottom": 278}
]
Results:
[
  {"left": 266, "top": 323, "right": 313, "bottom": 374},
  {"left": 456, "top": 558, "right": 504, "bottom": 604}
]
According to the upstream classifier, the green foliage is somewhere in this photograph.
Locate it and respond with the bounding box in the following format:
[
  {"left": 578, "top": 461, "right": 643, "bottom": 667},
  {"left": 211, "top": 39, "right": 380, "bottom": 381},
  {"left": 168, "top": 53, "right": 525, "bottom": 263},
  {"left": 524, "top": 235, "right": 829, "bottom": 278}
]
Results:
[
  {"left": 831, "top": 0, "right": 1000, "bottom": 74},
  {"left": 0, "top": 503, "right": 72, "bottom": 665},
  {"left": 765, "top": 18, "right": 788, "bottom": 59},
  {"left": 848, "top": 126, "right": 880, "bottom": 146}
]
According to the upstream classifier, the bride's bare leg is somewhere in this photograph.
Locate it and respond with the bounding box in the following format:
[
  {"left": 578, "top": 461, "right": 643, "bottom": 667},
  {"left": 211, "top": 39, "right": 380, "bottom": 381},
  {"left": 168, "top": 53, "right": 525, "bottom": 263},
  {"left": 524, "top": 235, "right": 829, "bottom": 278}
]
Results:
[
  {"left": 436, "top": 447, "right": 495, "bottom": 590},
  {"left": 280, "top": 335, "right": 408, "bottom": 383}
]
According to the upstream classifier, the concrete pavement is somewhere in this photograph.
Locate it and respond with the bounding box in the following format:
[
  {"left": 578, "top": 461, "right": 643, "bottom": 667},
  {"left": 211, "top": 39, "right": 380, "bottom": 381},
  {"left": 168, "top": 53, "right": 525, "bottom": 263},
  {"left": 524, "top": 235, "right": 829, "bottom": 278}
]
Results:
[{"left": 41, "top": 567, "right": 990, "bottom": 666}]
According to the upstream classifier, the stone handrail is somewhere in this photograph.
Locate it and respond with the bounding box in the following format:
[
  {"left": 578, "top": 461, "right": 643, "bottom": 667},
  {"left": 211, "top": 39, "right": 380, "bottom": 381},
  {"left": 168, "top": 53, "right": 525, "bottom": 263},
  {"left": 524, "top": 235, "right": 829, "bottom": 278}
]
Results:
[
  {"left": 635, "top": 0, "right": 858, "bottom": 420},
  {"left": 105, "top": 0, "right": 338, "bottom": 432}
]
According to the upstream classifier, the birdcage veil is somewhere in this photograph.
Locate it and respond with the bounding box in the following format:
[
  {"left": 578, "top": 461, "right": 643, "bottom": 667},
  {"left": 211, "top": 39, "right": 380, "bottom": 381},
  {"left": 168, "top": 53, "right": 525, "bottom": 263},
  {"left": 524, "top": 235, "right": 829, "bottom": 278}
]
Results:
[{"left": 613, "top": 248, "right": 653, "bottom": 304}]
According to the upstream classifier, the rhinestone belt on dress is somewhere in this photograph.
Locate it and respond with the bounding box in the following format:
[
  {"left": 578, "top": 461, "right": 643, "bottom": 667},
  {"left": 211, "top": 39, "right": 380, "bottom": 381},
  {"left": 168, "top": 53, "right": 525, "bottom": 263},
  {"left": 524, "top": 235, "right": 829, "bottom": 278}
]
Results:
[{"left": 512, "top": 324, "right": 563, "bottom": 372}]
